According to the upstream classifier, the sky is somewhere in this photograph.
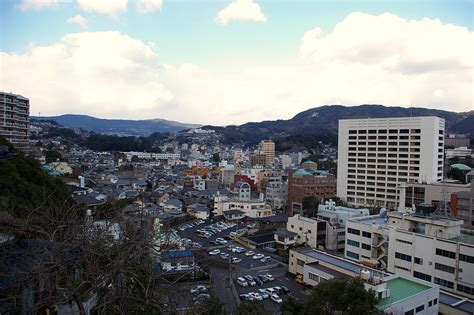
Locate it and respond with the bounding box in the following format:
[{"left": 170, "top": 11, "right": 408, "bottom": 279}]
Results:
[{"left": 0, "top": 0, "right": 473, "bottom": 125}]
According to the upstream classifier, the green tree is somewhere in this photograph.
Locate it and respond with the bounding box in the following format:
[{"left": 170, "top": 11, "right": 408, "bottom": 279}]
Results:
[
  {"left": 131, "top": 155, "right": 140, "bottom": 162},
  {"left": 45, "top": 149, "right": 62, "bottom": 163},
  {"left": 195, "top": 297, "right": 226, "bottom": 315},
  {"left": 304, "top": 278, "right": 379, "bottom": 315},
  {"left": 302, "top": 195, "right": 319, "bottom": 217},
  {"left": 280, "top": 296, "right": 304, "bottom": 315}
]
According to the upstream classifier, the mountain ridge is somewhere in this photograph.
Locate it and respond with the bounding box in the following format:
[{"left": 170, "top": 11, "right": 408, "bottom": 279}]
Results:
[{"left": 31, "top": 114, "right": 201, "bottom": 136}]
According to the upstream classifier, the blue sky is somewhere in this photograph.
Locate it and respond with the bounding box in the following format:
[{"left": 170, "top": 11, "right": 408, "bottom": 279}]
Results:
[{"left": 0, "top": 0, "right": 473, "bottom": 124}]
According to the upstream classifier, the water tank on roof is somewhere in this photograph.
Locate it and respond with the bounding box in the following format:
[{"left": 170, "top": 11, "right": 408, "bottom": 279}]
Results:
[{"left": 360, "top": 270, "right": 371, "bottom": 280}]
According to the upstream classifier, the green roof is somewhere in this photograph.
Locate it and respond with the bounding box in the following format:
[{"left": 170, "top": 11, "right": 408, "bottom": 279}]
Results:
[
  {"left": 451, "top": 163, "right": 471, "bottom": 171},
  {"left": 302, "top": 160, "right": 317, "bottom": 164},
  {"left": 376, "top": 277, "right": 431, "bottom": 310},
  {"left": 293, "top": 169, "right": 312, "bottom": 176}
]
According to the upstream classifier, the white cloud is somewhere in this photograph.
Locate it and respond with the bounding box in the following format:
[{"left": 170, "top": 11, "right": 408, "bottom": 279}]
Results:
[
  {"left": 67, "top": 15, "right": 88, "bottom": 28},
  {"left": 136, "top": 0, "right": 163, "bottom": 13},
  {"left": 215, "top": 0, "right": 267, "bottom": 25},
  {"left": 16, "top": 0, "right": 61, "bottom": 11},
  {"left": 0, "top": 13, "right": 472, "bottom": 125},
  {"left": 77, "top": 0, "right": 127, "bottom": 16}
]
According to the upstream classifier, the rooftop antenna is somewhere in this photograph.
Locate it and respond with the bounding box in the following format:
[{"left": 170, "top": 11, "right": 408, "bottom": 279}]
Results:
[{"left": 433, "top": 146, "right": 454, "bottom": 219}]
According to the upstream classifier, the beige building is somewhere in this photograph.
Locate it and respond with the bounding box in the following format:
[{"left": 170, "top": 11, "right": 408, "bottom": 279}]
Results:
[
  {"left": 0, "top": 92, "right": 29, "bottom": 152},
  {"left": 258, "top": 140, "right": 275, "bottom": 166},
  {"left": 213, "top": 194, "right": 272, "bottom": 218},
  {"left": 337, "top": 116, "right": 445, "bottom": 209},
  {"left": 345, "top": 210, "right": 474, "bottom": 299}
]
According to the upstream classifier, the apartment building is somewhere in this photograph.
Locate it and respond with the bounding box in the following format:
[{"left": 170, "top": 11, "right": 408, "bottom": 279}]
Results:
[
  {"left": 0, "top": 92, "right": 29, "bottom": 151},
  {"left": 123, "top": 151, "right": 180, "bottom": 160},
  {"left": 337, "top": 116, "right": 445, "bottom": 209},
  {"left": 345, "top": 208, "right": 474, "bottom": 299},
  {"left": 287, "top": 167, "right": 337, "bottom": 216},
  {"left": 451, "top": 184, "right": 474, "bottom": 231},
  {"left": 213, "top": 194, "right": 272, "bottom": 218},
  {"left": 289, "top": 248, "right": 441, "bottom": 315},
  {"left": 258, "top": 140, "right": 275, "bottom": 166}
]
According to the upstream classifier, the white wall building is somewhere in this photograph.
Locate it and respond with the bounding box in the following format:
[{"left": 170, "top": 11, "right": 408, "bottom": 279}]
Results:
[
  {"left": 446, "top": 146, "right": 472, "bottom": 159},
  {"left": 123, "top": 151, "right": 180, "bottom": 160},
  {"left": 345, "top": 210, "right": 474, "bottom": 299},
  {"left": 337, "top": 116, "right": 445, "bottom": 209}
]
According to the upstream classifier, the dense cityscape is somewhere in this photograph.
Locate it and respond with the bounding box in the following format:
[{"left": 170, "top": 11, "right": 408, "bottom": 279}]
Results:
[{"left": 1, "top": 1, "right": 473, "bottom": 314}]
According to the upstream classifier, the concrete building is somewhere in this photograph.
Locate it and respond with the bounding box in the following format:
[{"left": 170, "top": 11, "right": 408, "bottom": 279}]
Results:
[
  {"left": 0, "top": 92, "right": 29, "bottom": 151},
  {"left": 337, "top": 116, "right": 445, "bottom": 209},
  {"left": 233, "top": 181, "right": 251, "bottom": 201},
  {"left": 287, "top": 167, "right": 337, "bottom": 216},
  {"left": 317, "top": 199, "right": 370, "bottom": 227},
  {"left": 213, "top": 195, "right": 272, "bottom": 218},
  {"left": 400, "top": 180, "right": 471, "bottom": 212},
  {"left": 446, "top": 147, "right": 472, "bottom": 159},
  {"left": 288, "top": 248, "right": 441, "bottom": 315},
  {"left": 265, "top": 181, "right": 288, "bottom": 210},
  {"left": 451, "top": 184, "right": 474, "bottom": 231},
  {"left": 123, "top": 151, "right": 180, "bottom": 160},
  {"left": 345, "top": 209, "right": 474, "bottom": 299},
  {"left": 445, "top": 135, "right": 470, "bottom": 148},
  {"left": 278, "top": 154, "right": 293, "bottom": 169},
  {"left": 249, "top": 153, "right": 267, "bottom": 167},
  {"left": 258, "top": 140, "right": 275, "bottom": 166}
]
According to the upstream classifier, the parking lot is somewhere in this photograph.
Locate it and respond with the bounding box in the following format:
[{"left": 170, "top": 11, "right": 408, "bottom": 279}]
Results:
[{"left": 175, "top": 218, "right": 308, "bottom": 313}]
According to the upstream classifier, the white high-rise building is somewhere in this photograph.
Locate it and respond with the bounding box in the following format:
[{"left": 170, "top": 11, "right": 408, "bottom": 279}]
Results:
[{"left": 337, "top": 116, "right": 445, "bottom": 209}]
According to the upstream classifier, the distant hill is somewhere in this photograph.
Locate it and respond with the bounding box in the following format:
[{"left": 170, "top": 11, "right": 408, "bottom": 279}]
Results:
[
  {"left": 31, "top": 114, "right": 201, "bottom": 136},
  {"left": 203, "top": 104, "right": 473, "bottom": 146}
]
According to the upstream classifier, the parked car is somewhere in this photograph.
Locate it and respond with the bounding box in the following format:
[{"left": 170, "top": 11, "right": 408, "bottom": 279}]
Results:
[
  {"left": 193, "top": 293, "right": 210, "bottom": 301},
  {"left": 252, "top": 254, "right": 264, "bottom": 260},
  {"left": 236, "top": 277, "right": 248, "bottom": 287},
  {"left": 239, "top": 294, "right": 250, "bottom": 301},
  {"left": 271, "top": 294, "right": 282, "bottom": 304},
  {"left": 245, "top": 251, "right": 255, "bottom": 256},
  {"left": 257, "top": 288, "right": 269, "bottom": 298},
  {"left": 281, "top": 286, "right": 290, "bottom": 294},
  {"left": 253, "top": 276, "right": 263, "bottom": 286},
  {"left": 248, "top": 292, "right": 263, "bottom": 301},
  {"left": 231, "top": 257, "right": 242, "bottom": 264},
  {"left": 273, "top": 286, "right": 282, "bottom": 294},
  {"left": 229, "top": 232, "right": 237, "bottom": 237},
  {"left": 244, "top": 275, "right": 257, "bottom": 286},
  {"left": 264, "top": 288, "right": 276, "bottom": 295},
  {"left": 220, "top": 253, "right": 230, "bottom": 260},
  {"left": 190, "top": 285, "right": 207, "bottom": 295},
  {"left": 256, "top": 275, "right": 269, "bottom": 283},
  {"left": 264, "top": 273, "right": 275, "bottom": 281},
  {"left": 260, "top": 256, "right": 271, "bottom": 263},
  {"left": 208, "top": 249, "right": 220, "bottom": 255}
]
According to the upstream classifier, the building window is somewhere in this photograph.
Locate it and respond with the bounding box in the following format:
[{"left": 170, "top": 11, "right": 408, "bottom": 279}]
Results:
[
  {"left": 415, "top": 305, "right": 424, "bottom": 313},
  {"left": 405, "top": 310, "right": 414, "bottom": 315},
  {"left": 395, "top": 252, "right": 412, "bottom": 262},
  {"left": 361, "top": 243, "right": 371, "bottom": 250},
  {"left": 308, "top": 273, "right": 320, "bottom": 282},
  {"left": 346, "top": 251, "right": 359, "bottom": 260},
  {"left": 297, "top": 259, "right": 304, "bottom": 266},
  {"left": 395, "top": 265, "right": 410, "bottom": 272},
  {"left": 348, "top": 228, "right": 360, "bottom": 235},
  {"left": 347, "top": 239, "right": 360, "bottom": 247},
  {"left": 434, "top": 277, "right": 454, "bottom": 289},
  {"left": 362, "top": 231, "right": 371, "bottom": 238},
  {"left": 414, "top": 257, "right": 422, "bottom": 265},
  {"left": 435, "top": 263, "right": 455, "bottom": 274},
  {"left": 436, "top": 248, "right": 456, "bottom": 259},
  {"left": 457, "top": 284, "right": 474, "bottom": 295},
  {"left": 413, "top": 271, "right": 431, "bottom": 282},
  {"left": 460, "top": 254, "right": 474, "bottom": 264},
  {"left": 396, "top": 239, "right": 412, "bottom": 245},
  {"left": 433, "top": 298, "right": 437, "bottom": 305}
]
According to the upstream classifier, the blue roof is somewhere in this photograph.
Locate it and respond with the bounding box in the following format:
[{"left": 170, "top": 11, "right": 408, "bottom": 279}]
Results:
[{"left": 162, "top": 250, "right": 194, "bottom": 260}]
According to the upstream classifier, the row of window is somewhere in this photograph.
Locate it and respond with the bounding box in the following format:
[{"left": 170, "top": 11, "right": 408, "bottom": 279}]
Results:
[
  {"left": 395, "top": 252, "right": 412, "bottom": 262},
  {"left": 436, "top": 248, "right": 456, "bottom": 259},
  {"left": 348, "top": 129, "right": 422, "bottom": 134},
  {"left": 348, "top": 149, "right": 422, "bottom": 157},
  {"left": 347, "top": 228, "right": 360, "bottom": 235},
  {"left": 460, "top": 253, "right": 474, "bottom": 264},
  {"left": 346, "top": 251, "right": 359, "bottom": 260},
  {"left": 396, "top": 239, "right": 413, "bottom": 245},
  {"left": 413, "top": 271, "right": 431, "bottom": 282},
  {"left": 435, "top": 277, "right": 454, "bottom": 289},
  {"left": 348, "top": 135, "right": 421, "bottom": 140},
  {"left": 435, "top": 263, "right": 455, "bottom": 274}
]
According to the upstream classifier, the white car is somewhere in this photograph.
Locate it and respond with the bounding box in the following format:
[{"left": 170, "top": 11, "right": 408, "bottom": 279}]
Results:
[
  {"left": 252, "top": 254, "right": 264, "bottom": 260},
  {"left": 209, "top": 249, "right": 221, "bottom": 255},
  {"left": 248, "top": 292, "right": 263, "bottom": 301},
  {"left": 260, "top": 256, "right": 271, "bottom": 263},
  {"left": 231, "top": 257, "right": 242, "bottom": 264},
  {"left": 229, "top": 232, "right": 237, "bottom": 237},
  {"left": 236, "top": 277, "right": 248, "bottom": 287},
  {"left": 258, "top": 289, "right": 269, "bottom": 299},
  {"left": 264, "top": 288, "right": 276, "bottom": 295},
  {"left": 271, "top": 294, "right": 282, "bottom": 304},
  {"left": 264, "top": 273, "right": 275, "bottom": 281},
  {"left": 245, "top": 251, "right": 255, "bottom": 256},
  {"left": 215, "top": 238, "right": 227, "bottom": 244}
]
